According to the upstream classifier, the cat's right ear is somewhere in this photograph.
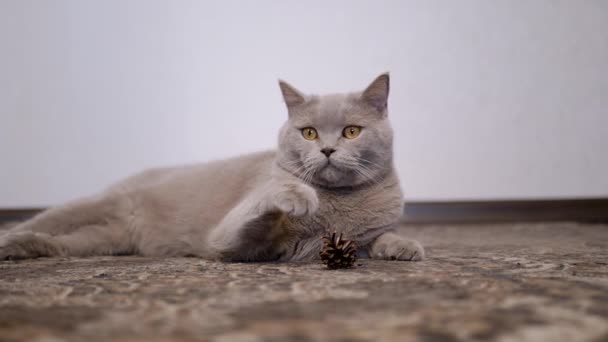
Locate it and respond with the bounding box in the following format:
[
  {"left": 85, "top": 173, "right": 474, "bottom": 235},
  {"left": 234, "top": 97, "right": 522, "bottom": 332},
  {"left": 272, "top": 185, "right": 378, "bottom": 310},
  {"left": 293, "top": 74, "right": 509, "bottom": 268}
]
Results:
[
  {"left": 362, "top": 73, "right": 390, "bottom": 114},
  {"left": 278, "top": 80, "right": 306, "bottom": 108}
]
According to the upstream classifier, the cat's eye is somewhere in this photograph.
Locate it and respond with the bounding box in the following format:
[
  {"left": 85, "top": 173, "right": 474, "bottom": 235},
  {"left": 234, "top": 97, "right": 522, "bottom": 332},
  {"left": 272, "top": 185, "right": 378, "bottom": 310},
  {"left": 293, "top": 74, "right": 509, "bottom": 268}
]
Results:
[
  {"left": 343, "top": 126, "right": 362, "bottom": 139},
  {"left": 302, "top": 127, "right": 318, "bottom": 140}
]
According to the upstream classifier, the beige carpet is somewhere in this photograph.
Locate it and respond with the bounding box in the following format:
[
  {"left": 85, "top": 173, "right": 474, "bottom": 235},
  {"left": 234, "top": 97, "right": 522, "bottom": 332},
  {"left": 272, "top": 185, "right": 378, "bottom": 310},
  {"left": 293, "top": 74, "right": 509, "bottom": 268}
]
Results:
[{"left": 1, "top": 222, "right": 607, "bottom": 341}]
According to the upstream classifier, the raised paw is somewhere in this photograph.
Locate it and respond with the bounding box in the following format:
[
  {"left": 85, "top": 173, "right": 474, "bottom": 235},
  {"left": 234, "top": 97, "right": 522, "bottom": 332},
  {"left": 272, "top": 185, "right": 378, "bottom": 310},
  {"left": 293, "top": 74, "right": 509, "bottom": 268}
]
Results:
[
  {"left": 370, "top": 232, "right": 425, "bottom": 261},
  {"left": 269, "top": 183, "right": 319, "bottom": 217}
]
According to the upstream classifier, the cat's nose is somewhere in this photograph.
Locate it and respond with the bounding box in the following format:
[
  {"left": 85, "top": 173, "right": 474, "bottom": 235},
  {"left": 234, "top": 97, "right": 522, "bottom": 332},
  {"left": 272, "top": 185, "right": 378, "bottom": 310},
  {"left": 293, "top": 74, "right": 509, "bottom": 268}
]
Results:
[{"left": 320, "top": 148, "right": 336, "bottom": 157}]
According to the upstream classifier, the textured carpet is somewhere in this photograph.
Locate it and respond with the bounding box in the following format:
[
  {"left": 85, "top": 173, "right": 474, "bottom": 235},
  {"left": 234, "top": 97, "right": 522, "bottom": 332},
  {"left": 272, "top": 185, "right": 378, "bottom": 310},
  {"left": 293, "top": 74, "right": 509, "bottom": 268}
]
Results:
[{"left": 1, "top": 222, "right": 607, "bottom": 341}]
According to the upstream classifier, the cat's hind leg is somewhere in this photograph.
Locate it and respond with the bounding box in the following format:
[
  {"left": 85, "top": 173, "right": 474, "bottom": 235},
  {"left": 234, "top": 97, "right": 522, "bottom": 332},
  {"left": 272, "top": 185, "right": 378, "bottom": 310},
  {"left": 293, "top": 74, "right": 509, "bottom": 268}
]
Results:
[
  {"left": 0, "top": 192, "right": 133, "bottom": 260},
  {"left": 6, "top": 193, "right": 126, "bottom": 236},
  {"left": 0, "top": 222, "right": 131, "bottom": 260}
]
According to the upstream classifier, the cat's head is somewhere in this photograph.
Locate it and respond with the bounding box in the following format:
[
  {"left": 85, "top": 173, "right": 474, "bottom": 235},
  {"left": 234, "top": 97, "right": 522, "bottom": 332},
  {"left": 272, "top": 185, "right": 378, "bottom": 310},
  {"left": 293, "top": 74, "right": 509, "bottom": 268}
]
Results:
[{"left": 277, "top": 74, "right": 394, "bottom": 188}]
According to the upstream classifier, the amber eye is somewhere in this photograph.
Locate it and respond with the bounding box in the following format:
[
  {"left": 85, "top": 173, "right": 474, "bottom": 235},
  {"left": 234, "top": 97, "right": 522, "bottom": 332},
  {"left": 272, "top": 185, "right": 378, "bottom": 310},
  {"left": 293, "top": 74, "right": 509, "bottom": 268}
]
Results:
[
  {"left": 302, "top": 127, "right": 318, "bottom": 140},
  {"left": 343, "top": 126, "right": 361, "bottom": 139}
]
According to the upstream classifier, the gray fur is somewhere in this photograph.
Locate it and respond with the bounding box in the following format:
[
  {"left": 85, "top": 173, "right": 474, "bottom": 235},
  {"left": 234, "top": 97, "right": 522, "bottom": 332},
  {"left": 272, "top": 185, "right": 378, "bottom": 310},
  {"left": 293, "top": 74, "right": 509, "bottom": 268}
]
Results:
[{"left": 0, "top": 74, "right": 424, "bottom": 262}]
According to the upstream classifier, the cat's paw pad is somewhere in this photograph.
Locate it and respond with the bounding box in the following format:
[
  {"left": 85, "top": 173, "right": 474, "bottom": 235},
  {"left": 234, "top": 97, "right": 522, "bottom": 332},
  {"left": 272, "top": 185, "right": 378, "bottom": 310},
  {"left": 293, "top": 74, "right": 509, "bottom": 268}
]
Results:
[
  {"left": 373, "top": 237, "right": 425, "bottom": 261},
  {"left": 271, "top": 183, "right": 319, "bottom": 216}
]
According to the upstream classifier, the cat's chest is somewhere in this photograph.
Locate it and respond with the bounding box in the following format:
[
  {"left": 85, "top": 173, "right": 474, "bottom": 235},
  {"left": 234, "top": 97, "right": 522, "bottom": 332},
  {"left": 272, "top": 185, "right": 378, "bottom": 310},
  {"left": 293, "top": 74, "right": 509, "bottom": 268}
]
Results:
[
  {"left": 303, "top": 188, "right": 402, "bottom": 236},
  {"left": 317, "top": 196, "right": 359, "bottom": 223}
]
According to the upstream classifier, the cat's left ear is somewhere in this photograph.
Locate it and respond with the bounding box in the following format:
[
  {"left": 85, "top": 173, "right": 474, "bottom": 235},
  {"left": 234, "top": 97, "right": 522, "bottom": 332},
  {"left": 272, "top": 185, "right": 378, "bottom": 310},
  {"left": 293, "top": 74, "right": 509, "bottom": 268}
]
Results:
[{"left": 362, "top": 73, "right": 390, "bottom": 114}]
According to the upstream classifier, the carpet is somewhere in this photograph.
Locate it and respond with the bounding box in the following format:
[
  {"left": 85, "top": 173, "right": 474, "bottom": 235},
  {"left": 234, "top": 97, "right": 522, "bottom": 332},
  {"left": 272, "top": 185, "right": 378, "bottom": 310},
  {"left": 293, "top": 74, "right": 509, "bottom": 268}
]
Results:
[{"left": 1, "top": 222, "right": 607, "bottom": 341}]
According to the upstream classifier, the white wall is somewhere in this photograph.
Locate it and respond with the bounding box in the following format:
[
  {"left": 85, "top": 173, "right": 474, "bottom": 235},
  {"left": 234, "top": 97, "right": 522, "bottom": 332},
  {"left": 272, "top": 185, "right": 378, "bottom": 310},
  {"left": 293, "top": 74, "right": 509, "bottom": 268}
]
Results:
[{"left": 1, "top": 0, "right": 607, "bottom": 207}]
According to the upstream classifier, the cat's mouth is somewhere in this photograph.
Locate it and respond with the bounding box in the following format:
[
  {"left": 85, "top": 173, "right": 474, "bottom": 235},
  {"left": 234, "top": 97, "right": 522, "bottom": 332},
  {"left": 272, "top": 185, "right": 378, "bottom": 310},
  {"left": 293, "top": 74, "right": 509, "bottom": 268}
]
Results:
[
  {"left": 319, "top": 158, "right": 349, "bottom": 172},
  {"left": 312, "top": 160, "right": 362, "bottom": 188},
  {"left": 320, "top": 158, "right": 338, "bottom": 170}
]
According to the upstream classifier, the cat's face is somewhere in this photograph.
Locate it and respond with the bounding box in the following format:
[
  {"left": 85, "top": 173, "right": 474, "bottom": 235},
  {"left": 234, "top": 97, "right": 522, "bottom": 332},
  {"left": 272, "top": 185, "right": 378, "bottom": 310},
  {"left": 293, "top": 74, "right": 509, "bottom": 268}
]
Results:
[{"left": 277, "top": 74, "right": 394, "bottom": 188}]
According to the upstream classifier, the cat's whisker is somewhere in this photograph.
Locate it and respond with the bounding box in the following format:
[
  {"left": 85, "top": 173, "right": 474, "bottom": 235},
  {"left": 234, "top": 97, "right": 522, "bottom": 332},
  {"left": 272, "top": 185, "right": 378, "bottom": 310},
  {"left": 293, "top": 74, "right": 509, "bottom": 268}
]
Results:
[
  {"left": 353, "top": 166, "right": 381, "bottom": 186},
  {"left": 355, "top": 157, "right": 387, "bottom": 170},
  {"left": 355, "top": 156, "right": 382, "bottom": 168},
  {"left": 281, "top": 159, "right": 310, "bottom": 180},
  {"left": 319, "top": 156, "right": 377, "bottom": 186},
  {"left": 303, "top": 166, "right": 317, "bottom": 185},
  {"left": 280, "top": 159, "right": 304, "bottom": 168}
]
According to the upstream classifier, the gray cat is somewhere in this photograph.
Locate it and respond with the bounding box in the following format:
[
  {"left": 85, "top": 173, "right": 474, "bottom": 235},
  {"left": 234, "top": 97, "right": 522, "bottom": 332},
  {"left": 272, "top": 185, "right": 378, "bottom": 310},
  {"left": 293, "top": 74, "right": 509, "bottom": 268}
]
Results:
[{"left": 0, "top": 74, "right": 424, "bottom": 262}]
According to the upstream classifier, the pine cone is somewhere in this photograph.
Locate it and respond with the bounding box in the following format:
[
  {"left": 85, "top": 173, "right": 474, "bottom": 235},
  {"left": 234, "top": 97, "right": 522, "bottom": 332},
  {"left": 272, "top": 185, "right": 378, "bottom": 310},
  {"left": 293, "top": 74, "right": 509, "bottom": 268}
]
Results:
[{"left": 319, "top": 232, "right": 357, "bottom": 269}]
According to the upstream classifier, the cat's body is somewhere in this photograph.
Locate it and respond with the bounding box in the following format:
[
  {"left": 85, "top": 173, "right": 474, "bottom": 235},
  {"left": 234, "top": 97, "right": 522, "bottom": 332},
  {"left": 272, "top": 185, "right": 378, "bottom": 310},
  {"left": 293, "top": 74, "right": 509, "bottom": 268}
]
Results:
[{"left": 0, "top": 74, "right": 424, "bottom": 262}]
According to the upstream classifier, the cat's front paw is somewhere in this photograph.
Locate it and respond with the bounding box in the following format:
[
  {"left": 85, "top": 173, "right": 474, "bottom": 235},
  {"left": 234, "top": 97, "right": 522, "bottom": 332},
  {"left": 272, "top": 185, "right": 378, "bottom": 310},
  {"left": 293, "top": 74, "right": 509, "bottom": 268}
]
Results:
[
  {"left": 370, "top": 232, "right": 425, "bottom": 261},
  {"left": 269, "top": 183, "right": 319, "bottom": 217}
]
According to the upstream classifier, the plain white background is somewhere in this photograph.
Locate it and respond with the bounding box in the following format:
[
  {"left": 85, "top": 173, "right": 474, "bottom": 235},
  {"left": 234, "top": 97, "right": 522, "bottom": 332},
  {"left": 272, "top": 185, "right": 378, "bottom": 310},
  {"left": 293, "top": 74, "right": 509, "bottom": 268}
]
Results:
[{"left": 1, "top": 0, "right": 607, "bottom": 207}]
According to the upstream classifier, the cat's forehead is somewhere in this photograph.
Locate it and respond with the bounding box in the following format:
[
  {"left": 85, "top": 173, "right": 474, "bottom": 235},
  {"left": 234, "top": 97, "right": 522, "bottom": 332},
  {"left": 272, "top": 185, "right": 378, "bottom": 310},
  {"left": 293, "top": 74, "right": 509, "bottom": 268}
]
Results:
[{"left": 290, "top": 92, "right": 375, "bottom": 127}]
